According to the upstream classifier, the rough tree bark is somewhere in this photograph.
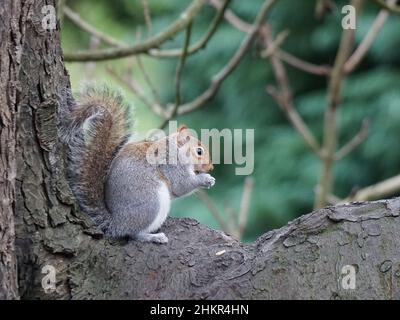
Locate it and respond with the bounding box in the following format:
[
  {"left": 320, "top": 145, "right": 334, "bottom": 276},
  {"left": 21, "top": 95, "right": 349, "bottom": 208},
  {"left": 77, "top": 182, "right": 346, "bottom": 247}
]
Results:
[
  {"left": 1, "top": 0, "right": 400, "bottom": 300},
  {"left": 0, "top": 0, "right": 20, "bottom": 300}
]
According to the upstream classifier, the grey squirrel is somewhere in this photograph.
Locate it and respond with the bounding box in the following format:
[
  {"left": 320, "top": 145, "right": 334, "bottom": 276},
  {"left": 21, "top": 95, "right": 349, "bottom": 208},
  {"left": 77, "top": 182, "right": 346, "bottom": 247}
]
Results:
[{"left": 62, "top": 86, "right": 215, "bottom": 244}]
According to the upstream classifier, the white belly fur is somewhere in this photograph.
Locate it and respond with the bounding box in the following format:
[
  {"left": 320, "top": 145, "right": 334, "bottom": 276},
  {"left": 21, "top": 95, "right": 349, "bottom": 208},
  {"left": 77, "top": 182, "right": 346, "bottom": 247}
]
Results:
[{"left": 146, "top": 182, "right": 171, "bottom": 233}]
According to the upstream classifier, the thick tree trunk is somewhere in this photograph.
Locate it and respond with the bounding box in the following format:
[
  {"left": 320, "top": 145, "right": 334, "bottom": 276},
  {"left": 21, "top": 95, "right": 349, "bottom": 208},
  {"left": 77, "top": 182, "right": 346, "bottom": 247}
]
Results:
[
  {"left": 1, "top": 0, "right": 400, "bottom": 300},
  {"left": 0, "top": 0, "right": 72, "bottom": 298},
  {"left": 0, "top": 0, "right": 20, "bottom": 300}
]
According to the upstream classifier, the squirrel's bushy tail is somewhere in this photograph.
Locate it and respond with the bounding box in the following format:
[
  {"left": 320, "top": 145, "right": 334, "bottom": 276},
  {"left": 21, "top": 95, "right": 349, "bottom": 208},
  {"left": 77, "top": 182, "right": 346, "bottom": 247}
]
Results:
[{"left": 64, "top": 85, "right": 133, "bottom": 231}]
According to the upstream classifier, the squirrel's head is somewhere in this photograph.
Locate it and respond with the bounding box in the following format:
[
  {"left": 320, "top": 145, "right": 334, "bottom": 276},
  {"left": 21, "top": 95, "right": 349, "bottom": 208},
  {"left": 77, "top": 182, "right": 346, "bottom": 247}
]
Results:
[{"left": 175, "top": 125, "right": 214, "bottom": 174}]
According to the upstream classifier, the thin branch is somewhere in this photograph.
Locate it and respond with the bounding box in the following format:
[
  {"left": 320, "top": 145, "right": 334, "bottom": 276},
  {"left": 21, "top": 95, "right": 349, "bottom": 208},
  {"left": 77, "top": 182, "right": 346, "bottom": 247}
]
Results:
[
  {"left": 342, "top": 174, "right": 400, "bottom": 202},
  {"left": 65, "top": 0, "right": 231, "bottom": 60},
  {"left": 278, "top": 50, "right": 332, "bottom": 76},
  {"left": 210, "top": 0, "right": 331, "bottom": 76},
  {"left": 57, "top": 0, "right": 66, "bottom": 25},
  {"left": 326, "top": 193, "right": 342, "bottom": 205},
  {"left": 177, "top": 0, "right": 278, "bottom": 115},
  {"left": 225, "top": 205, "right": 239, "bottom": 235},
  {"left": 196, "top": 190, "right": 231, "bottom": 233},
  {"left": 85, "top": 36, "right": 101, "bottom": 78},
  {"left": 150, "top": 0, "right": 232, "bottom": 58},
  {"left": 160, "top": 23, "right": 193, "bottom": 129},
  {"left": 314, "top": 0, "right": 363, "bottom": 209},
  {"left": 267, "top": 86, "right": 321, "bottom": 155},
  {"left": 374, "top": 0, "right": 400, "bottom": 14},
  {"left": 344, "top": 0, "right": 395, "bottom": 73},
  {"left": 209, "top": 0, "right": 251, "bottom": 33},
  {"left": 64, "top": 0, "right": 206, "bottom": 62},
  {"left": 315, "top": 0, "right": 336, "bottom": 19},
  {"left": 260, "top": 30, "right": 290, "bottom": 58},
  {"left": 264, "top": 28, "right": 322, "bottom": 156},
  {"left": 141, "top": 0, "right": 153, "bottom": 36},
  {"left": 335, "top": 119, "right": 370, "bottom": 161},
  {"left": 107, "top": 66, "right": 167, "bottom": 118},
  {"left": 237, "top": 177, "right": 254, "bottom": 240},
  {"left": 135, "top": 56, "right": 163, "bottom": 106},
  {"left": 174, "top": 24, "right": 192, "bottom": 108},
  {"left": 63, "top": 6, "right": 125, "bottom": 47}
]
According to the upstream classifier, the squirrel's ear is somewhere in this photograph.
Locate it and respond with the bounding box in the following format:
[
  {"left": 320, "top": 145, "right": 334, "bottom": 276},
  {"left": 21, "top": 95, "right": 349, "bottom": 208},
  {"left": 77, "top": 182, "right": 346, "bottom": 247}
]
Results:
[
  {"left": 178, "top": 124, "right": 188, "bottom": 133},
  {"left": 177, "top": 124, "right": 190, "bottom": 146}
]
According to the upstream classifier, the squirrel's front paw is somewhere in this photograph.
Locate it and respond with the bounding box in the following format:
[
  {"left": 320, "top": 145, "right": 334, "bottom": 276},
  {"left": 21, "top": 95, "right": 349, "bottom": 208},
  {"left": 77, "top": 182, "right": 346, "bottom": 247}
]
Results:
[{"left": 198, "top": 173, "right": 216, "bottom": 189}]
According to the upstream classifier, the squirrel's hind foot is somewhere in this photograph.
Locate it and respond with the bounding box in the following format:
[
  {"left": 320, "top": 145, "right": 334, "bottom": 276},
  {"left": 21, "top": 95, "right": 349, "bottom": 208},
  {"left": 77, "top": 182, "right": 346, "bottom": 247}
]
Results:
[{"left": 136, "top": 232, "right": 168, "bottom": 244}]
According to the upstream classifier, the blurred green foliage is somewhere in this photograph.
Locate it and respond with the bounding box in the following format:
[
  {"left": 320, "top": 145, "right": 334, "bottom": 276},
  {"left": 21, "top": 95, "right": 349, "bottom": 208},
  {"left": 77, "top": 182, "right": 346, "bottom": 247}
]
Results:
[{"left": 62, "top": 0, "right": 400, "bottom": 241}]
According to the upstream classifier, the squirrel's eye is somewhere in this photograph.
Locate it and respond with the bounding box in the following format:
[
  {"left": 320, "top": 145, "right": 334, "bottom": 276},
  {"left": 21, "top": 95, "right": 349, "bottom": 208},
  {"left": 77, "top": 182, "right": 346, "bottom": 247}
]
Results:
[{"left": 196, "top": 147, "right": 204, "bottom": 156}]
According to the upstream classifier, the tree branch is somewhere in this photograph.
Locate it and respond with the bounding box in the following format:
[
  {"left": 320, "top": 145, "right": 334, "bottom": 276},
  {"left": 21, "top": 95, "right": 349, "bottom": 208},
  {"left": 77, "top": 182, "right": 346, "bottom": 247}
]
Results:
[
  {"left": 265, "top": 29, "right": 322, "bottom": 156},
  {"left": 277, "top": 50, "right": 332, "bottom": 76},
  {"left": 177, "top": 0, "right": 278, "bottom": 115},
  {"left": 141, "top": 0, "right": 153, "bottom": 36},
  {"left": 135, "top": 56, "right": 163, "bottom": 107},
  {"left": 209, "top": 0, "right": 252, "bottom": 33},
  {"left": 344, "top": 0, "right": 395, "bottom": 73},
  {"left": 150, "top": 0, "right": 232, "bottom": 58},
  {"left": 160, "top": 23, "right": 193, "bottom": 129},
  {"left": 196, "top": 190, "right": 231, "bottom": 234},
  {"left": 314, "top": 0, "right": 363, "bottom": 209},
  {"left": 107, "top": 66, "right": 167, "bottom": 118},
  {"left": 64, "top": 0, "right": 206, "bottom": 62},
  {"left": 343, "top": 174, "right": 400, "bottom": 202},
  {"left": 210, "top": 0, "right": 332, "bottom": 76},
  {"left": 374, "top": 0, "right": 400, "bottom": 14},
  {"left": 237, "top": 176, "right": 254, "bottom": 240},
  {"left": 335, "top": 119, "right": 370, "bottom": 161},
  {"left": 28, "top": 197, "right": 400, "bottom": 299},
  {"left": 63, "top": 6, "right": 125, "bottom": 47}
]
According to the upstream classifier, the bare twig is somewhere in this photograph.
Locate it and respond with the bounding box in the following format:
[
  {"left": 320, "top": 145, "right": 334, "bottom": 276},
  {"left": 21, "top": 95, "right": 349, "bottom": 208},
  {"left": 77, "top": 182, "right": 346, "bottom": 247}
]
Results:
[
  {"left": 237, "top": 177, "right": 254, "bottom": 240},
  {"left": 210, "top": 0, "right": 331, "bottom": 76},
  {"left": 64, "top": 6, "right": 125, "bottom": 47},
  {"left": 335, "top": 119, "right": 370, "bottom": 161},
  {"left": 174, "top": 24, "right": 193, "bottom": 109},
  {"left": 65, "top": 0, "right": 231, "bottom": 60},
  {"left": 196, "top": 190, "right": 231, "bottom": 233},
  {"left": 177, "top": 0, "right": 278, "bottom": 115},
  {"left": 150, "top": 0, "right": 232, "bottom": 58},
  {"left": 315, "top": 0, "right": 335, "bottom": 19},
  {"left": 135, "top": 56, "right": 163, "bottom": 106},
  {"left": 107, "top": 66, "right": 167, "bottom": 118},
  {"left": 198, "top": 177, "right": 254, "bottom": 241},
  {"left": 64, "top": 0, "right": 206, "bottom": 62},
  {"left": 344, "top": 0, "right": 396, "bottom": 73},
  {"left": 374, "top": 0, "right": 400, "bottom": 14},
  {"left": 278, "top": 51, "right": 332, "bottom": 76},
  {"left": 85, "top": 36, "right": 101, "bottom": 78},
  {"left": 57, "top": 0, "right": 66, "bottom": 25},
  {"left": 342, "top": 174, "right": 400, "bottom": 202},
  {"left": 160, "top": 23, "right": 193, "bottom": 129},
  {"left": 327, "top": 193, "right": 342, "bottom": 205},
  {"left": 264, "top": 28, "right": 322, "bottom": 156},
  {"left": 225, "top": 205, "right": 239, "bottom": 235},
  {"left": 209, "top": 0, "right": 251, "bottom": 33},
  {"left": 260, "top": 30, "right": 290, "bottom": 58},
  {"left": 141, "top": 0, "right": 153, "bottom": 36},
  {"left": 314, "top": 0, "right": 363, "bottom": 209}
]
